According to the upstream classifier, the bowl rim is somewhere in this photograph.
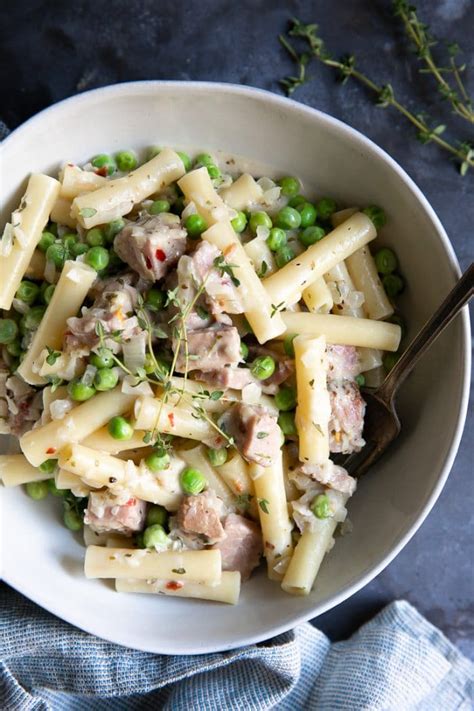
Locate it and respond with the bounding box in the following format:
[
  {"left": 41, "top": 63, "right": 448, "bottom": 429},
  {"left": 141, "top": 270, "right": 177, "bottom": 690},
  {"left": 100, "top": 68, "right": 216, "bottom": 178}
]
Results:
[{"left": 1, "top": 80, "right": 471, "bottom": 654}]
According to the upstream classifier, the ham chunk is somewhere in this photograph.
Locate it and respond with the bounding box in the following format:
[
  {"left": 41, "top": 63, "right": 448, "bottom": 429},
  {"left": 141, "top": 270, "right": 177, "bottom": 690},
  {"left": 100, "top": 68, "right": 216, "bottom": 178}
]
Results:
[
  {"left": 219, "top": 403, "right": 281, "bottom": 467},
  {"left": 175, "top": 326, "right": 241, "bottom": 373},
  {"left": 187, "top": 241, "right": 244, "bottom": 315},
  {"left": 84, "top": 490, "right": 147, "bottom": 535},
  {"left": 193, "top": 367, "right": 255, "bottom": 391},
  {"left": 326, "top": 345, "right": 360, "bottom": 381},
  {"left": 299, "top": 460, "right": 357, "bottom": 496},
  {"left": 212, "top": 513, "right": 262, "bottom": 580},
  {"left": 176, "top": 490, "right": 225, "bottom": 543},
  {"left": 329, "top": 381, "right": 366, "bottom": 453},
  {"left": 65, "top": 275, "right": 141, "bottom": 352},
  {"left": 114, "top": 213, "right": 187, "bottom": 281}
]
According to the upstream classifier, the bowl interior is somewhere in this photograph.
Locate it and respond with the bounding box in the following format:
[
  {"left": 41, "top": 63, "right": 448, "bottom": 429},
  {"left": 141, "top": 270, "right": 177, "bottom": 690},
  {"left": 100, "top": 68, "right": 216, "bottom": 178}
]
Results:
[{"left": 0, "top": 82, "right": 469, "bottom": 653}]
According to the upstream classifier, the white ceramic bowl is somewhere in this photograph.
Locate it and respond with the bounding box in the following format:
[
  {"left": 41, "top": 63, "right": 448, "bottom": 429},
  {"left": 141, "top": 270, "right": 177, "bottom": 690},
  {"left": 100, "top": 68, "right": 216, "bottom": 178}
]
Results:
[{"left": 0, "top": 82, "right": 470, "bottom": 654}]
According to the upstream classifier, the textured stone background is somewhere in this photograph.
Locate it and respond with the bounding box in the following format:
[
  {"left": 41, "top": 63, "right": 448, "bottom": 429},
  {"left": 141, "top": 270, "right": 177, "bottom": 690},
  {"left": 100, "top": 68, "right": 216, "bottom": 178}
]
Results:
[{"left": 1, "top": 0, "right": 473, "bottom": 658}]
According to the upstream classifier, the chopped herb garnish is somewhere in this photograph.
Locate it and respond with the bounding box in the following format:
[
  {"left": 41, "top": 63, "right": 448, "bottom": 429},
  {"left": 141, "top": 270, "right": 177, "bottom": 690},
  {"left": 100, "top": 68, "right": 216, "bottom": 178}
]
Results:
[
  {"left": 45, "top": 346, "right": 61, "bottom": 366},
  {"left": 209, "top": 390, "right": 224, "bottom": 401},
  {"left": 312, "top": 422, "right": 324, "bottom": 436},
  {"left": 270, "top": 301, "right": 285, "bottom": 317},
  {"left": 171, "top": 568, "right": 186, "bottom": 574},
  {"left": 196, "top": 305, "right": 209, "bottom": 320},
  {"left": 213, "top": 255, "right": 241, "bottom": 287},
  {"left": 79, "top": 207, "right": 98, "bottom": 218},
  {"left": 258, "top": 498, "right": 270, "bottom": 514},
  {"left": 257, "top": 431, "right": 269, "bottom": 439},
  {"left": 258, "top": 260, "right": 268, "bottom": 277},
  {"left": 236, "top": 493, "right": 254, "bottom": 510}
]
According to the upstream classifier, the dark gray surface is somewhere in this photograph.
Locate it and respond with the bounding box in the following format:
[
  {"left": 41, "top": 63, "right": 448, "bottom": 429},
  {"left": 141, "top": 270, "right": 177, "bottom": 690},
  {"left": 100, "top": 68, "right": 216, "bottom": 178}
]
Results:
[{"left": 1, "top": 0, "right": 473, "bottom": 657}]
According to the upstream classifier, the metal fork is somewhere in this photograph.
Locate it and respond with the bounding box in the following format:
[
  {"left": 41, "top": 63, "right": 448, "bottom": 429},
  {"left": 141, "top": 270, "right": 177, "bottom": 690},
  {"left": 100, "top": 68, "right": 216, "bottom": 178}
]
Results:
[{"left": 342, "top": 263, "right": 474, "bottom": 478}]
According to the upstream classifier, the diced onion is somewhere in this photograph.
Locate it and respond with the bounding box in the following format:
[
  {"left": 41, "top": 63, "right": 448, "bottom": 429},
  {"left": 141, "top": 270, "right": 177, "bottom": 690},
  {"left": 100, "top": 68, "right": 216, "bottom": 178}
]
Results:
[
  {"left": 50, "top": 398, "right": 74, "bottom": 421},
  {"left": 121, "top": 375, "right": 153, "bottom": 397},
  {"left": 44, "top": 259, "right": 56, "bottom": 284},
  {"left": 255, "top": 225, "right": 270, "bottom": 241},
  {"left": 257, "top": 177, "right": 276, "bottom": 191},
  {"left": 242, "top": 382, "right": 262, "bottom": 404},
  {"left": 122, "top": 336, "right": 146, "bottom": 372},
  {"left": 181, "top": 201, "right": 198, "bottom": 220},
  {"left": 12, "top": 298, "right": 30, "bottom": 315},
  {"left": 81, "top": 364, "right": 97, "bottom": 386}
]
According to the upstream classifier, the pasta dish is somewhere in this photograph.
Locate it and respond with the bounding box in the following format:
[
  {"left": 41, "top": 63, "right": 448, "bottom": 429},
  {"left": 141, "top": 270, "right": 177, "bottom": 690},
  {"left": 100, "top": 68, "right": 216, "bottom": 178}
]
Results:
[{"left": 0, "top": 146, "right": 404, "bottom": 604}]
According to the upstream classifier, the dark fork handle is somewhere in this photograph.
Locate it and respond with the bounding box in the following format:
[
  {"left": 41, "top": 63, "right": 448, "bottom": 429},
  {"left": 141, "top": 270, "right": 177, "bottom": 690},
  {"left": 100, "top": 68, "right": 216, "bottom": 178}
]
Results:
[{"left": 377, "top": 263, "right": 474, "bottom": 404}]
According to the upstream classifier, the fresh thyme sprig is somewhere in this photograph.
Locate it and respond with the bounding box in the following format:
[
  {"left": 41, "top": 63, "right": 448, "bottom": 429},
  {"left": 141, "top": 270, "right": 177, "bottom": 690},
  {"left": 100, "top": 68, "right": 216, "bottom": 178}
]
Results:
[
  {"left": 191, "top": 403, "right": 235, "bottom": 447},
  {"left": 279, "top": 18, "right": 474, "bottom": 175},
  {"left": 393, "top": 0, "right": 473, "bottom": 124}
]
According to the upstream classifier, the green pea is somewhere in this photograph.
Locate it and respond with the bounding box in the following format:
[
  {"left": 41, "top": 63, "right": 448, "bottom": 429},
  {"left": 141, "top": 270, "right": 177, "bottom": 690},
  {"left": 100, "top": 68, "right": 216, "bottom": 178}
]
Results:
[
  {"left": 278, "top": 411, "right": 297, "bottom": 436},
  {"left": 185, "top": 214, "right": 208, "bottom": 238},
  {"left": 275, "top": 206, "right": 301, "bottom": 230},
  {"left": 46, "top": 242, "right": 67, "bottom": 269},
  {"left": 16, "top": 280, "right": 40, "bottom": 305},
  {"left": 207, "top": 165, "right": 221, "bottom": 180},
  {"left": 382, "top": 274, "right": 404, "bottom": 298},
  {"left": 90, "top": 348, "right": 114, "bottom": 369},
  {"left": 231, "top": 211, "right": 247, "bottom": 233},
  {"left": 86, "top": 227, "right": 105, "bottom": 247},
  {"left": 144, "top": 353, "right": 170, "bottom": 377},
  {"left": 0, "top": 319, "right": 19, "bottom": 345},
  {"left": 63, "top": 234, "right": 78, "bottom": 252},
  {"left": 275, "top": 245, "right": 295, "bottom": 268},
  {"left": 143, "top": 524, "right": 169, "bottom": 548},
  {"left": 43, "top": 284, "right": 56, "bottom": 305},
  {"left": 94, "top": 367, "right": 118, "bottom": 391},
  {"left": 240, "top": 341, "right": 249, "bottom": 360},
  {"left": 104, "top": 218, "right": 125, "bottom": 244},
  {"left": 283, "top": 333, "right": 297, "bottom": 357},
  {"left": 195, "top": 153, "right": 214, "bottom": 168},
  {"left": 251, "top": 355, "right": 276, "bottom": 380},
  {"left": 316, "top": 198, "right": 337, "bottom": 220},
  {"left": 375, "top": 248, "right": 398, "bottom": 275},
  {"left": 47, "top": 478, "right": 64, "bottom": 497},
  {"left": 68, "top": 380, "right": 96, "bottom": 402},
  {"left": 275, "top": 386, "right": 297, "bottom": 411},
  {"left": 288, "top": 194, "right": 306, "bottom": 208},
  {"left": 299, "top": 225, "right": 326, "bottom": 247},
  {"left": 311, "top": 493, "right": 332, "bottom": 519},
  {"left": 38, "top": 231, "right": 55, "bottom": 252},
  {"left": 146, "top": 504, "right": 168, "bottom": 527},
  {"left": 91, "top": 153, "right": 116, "bottom": 175},
  {"left": 71, "top": 242, "right": 89, "bottom": 258},
  {"left": 115, "top": 150, "right": 138, "bottom": 172},
  {"left": 85, "top": 246, "right": 110, "bottom": 272},
  {"left": 278, "top": 176, "right": 301, "bottom": 197},
  {"left": 39, "top": 459, "right": 58, "bottom": 474},
  {"left": 22, "top": 305, "right": 46, "bottom": 331},
  {"left": 145, "top": 450, "right": 170, "bottom": 472},
  {"left": 64, "top": 508, "right": 83, "bottom": 531},
  {"left": 296, "top": 202, "right": 317, "bottom": 228},
  {"left": 177, "top": 151, "right": 192, "bottom": 171},
  {"left": 249, "top": 211, "right": 272, "bottom": 234},
  {"left": 6, "top": 340, "right": 21, "bottom": 357},
  {"left": 145, "top": 288, "right": 165, "bottom": 311},
  {"left": 363, "top": 205, "right": 386, "bottom": 229},
  {"left": 355, "top": 374, "right": 366, "bottom": 387},
  {"left": 108, "top": 416, "right": 133, "bottom": 440},
  {"left": 383, "top": 352, "right": 400, "bottom": 372},
  {"left": 181, "top": 467, "right": 207, "bottom": 495},
  {"left": 26, "top": 481, "right": 49, "bottom": 500},
  {"left": 207, "top": 447, "right": 228, "bottom": 467},
  {"left": 149, "top": 199, "right": 170, "bottom": 215},
  {"left": 266, "top": 227, "right": 287, "bottom": 252}
]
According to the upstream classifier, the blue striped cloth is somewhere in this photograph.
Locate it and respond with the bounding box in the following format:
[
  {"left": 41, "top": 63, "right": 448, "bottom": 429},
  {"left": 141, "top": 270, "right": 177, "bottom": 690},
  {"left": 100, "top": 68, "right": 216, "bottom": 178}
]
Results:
[{"left": 1, "top": 584, "right": 472, "bottom": 710}]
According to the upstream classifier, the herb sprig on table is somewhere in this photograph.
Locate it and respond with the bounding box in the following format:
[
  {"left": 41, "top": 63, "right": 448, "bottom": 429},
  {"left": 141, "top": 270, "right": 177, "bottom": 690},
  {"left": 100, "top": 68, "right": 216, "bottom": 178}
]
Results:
[{"left": 279, "top": 5, "right": 474, "bottom": 175}]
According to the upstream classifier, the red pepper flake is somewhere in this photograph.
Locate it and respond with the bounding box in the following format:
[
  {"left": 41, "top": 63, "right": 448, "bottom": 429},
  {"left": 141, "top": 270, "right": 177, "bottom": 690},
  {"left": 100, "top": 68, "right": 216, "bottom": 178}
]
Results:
[
  {"left": 166, "top": 581, "right": 184, "bottom": 591},
  {"left": 155, "top": 248, "right": 166, "bottom": 262},
  {"left": 95, "top": 167, "right": 108, "bottom": 177},
  {"left": 125, "top": 498, "right": 136, "bottom": 507},
  {"left": 145, "top": 256, "right": 152, "bottom": 270},
  {"left": 46, "top": 447, "right": 56, "bottom": 454},
  {"left": 168, "top": 412, "right": 175, "bottom": 428}
]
